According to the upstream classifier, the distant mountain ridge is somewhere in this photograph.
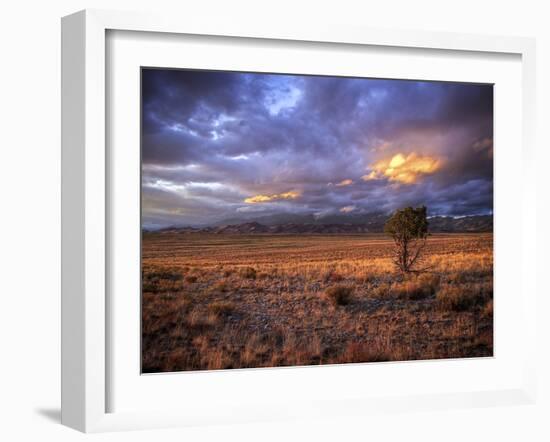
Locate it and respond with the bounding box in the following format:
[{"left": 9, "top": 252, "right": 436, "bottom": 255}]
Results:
[{"left": 153, "top": 214, "right": 493, "bottom": 234}]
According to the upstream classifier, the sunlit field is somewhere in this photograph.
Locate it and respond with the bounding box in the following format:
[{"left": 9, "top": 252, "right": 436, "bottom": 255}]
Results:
[{"left": 141, "top": 232, "right": 493, "bottom": 373}]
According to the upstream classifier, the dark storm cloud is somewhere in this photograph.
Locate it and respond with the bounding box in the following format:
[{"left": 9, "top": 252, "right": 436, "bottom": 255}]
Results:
[{"left": 141, "top": 68, "right": 493, "bottom": 228}]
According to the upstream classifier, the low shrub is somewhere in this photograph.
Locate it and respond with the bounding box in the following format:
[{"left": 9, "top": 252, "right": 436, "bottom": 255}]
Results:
[
  {"left": 208, "top": 300, "right": 236, "bottom": 315},
  {"left": 435, "top": 284, "right": 489, "bottom": 311},
  {"left": 239, "top": 267, "right": 257, "bottom": 279},
  {"left": 393, "top": 281, "right": 427, "bottom": 300},
  {"left": 325, "top": 285, "right": 353, "bottom": 306},
  {"left": 369, "top": 283, "right": 390, "bottom": 299},
  {"left": 324, "top": 271, "right": 344, "bottom": 283},
  {"left": 417, "top": 272, "right": 440, "bottom": 293},
  {"left": 210, "top": 280, "right": 229, "bottom": 293},
  {"left": 329, "top": 273, "right": 344, "bottom": 282},
  {"left": 142, "top": 268, "right": 184, "bottom": 293},
  {"left": 447, "top": 272, "right": 468, "bottom": 284},
  {"left": 185, "top": 275, "right": 198, "bottom": 283},
  {"left": 392, "top": 273, "right": 440, "bottom": 300},
  {"left": 185, "top": 309, "right": 218, "bottom": 331},
  {"left": 145, "top": 269, "right": 183, "bottom": 281}
]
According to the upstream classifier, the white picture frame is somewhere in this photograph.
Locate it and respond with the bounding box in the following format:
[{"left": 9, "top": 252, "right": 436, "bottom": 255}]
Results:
[{"left": 61, "top": 9, "right": 537, "bottom": 433}]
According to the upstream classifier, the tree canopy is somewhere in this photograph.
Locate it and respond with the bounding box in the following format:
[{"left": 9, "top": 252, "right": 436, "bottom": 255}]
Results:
[{"left": 384, "top": 206, "right": 429, "bottom": 272}]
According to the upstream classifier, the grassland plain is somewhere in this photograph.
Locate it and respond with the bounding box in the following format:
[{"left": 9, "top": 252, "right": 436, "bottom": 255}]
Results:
[{"left": 141, "top": 232, "right": 493, "bottom": 372}]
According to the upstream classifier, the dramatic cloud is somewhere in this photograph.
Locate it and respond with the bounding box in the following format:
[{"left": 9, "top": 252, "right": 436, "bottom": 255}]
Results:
[
  {"left": 244, "top": 190, "right": 301, "bottom": 204},
  {"left": 142, "top": 68, "right": 493, "bottom": 228},
  {"left": 364, "top": 153, "right": 441, "bottom": 184}
]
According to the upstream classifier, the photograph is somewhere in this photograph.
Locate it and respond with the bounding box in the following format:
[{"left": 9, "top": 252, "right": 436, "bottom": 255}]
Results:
[{"left": 140, "top": 68, "right": 494, "bottom": 373}]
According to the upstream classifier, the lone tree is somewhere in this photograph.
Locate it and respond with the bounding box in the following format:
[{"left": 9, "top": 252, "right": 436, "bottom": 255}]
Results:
[{"left": 384, "top": 206, "right": 429, "bottom": 273}]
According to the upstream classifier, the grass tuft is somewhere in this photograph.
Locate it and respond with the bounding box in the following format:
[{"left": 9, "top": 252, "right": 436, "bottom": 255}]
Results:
[
  {"left": 436, "top": 284, "right": 489, "bottom": 311},
  {"left": 239, "top": 267, "right": 257, "bottom": 279},
  {"left": 325, "top": 285, "right": 353, "bottom": 306},
  {"left": 208, "top": 300, "right": 236, "bottom": 316},
  {"left": 210, "top": 280, "right": 229, "bottom": 293},
  {"left": 392, "top": 273, "right": 440, "bottom": 300}
]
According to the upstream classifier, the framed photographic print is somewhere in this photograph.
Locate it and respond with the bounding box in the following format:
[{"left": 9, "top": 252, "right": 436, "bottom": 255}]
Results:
[
  {"left": 61, "top": 9, "right": 537, "bottom": 432},
  {"left": 140, "top": 68, "right": 494, "bottom": 373}
]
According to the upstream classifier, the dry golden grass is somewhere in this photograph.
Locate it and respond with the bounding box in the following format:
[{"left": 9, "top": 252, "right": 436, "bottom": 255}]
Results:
[{"left": 141, "top": 232, "right": 493, "bottom": 372}]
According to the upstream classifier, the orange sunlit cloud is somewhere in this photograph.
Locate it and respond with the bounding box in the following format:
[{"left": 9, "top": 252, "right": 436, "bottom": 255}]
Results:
[
  {"left": 244, "top": 190, "right": 301, "bottom": 204},
  {"left": 335, "top": 179, "right": 353, "bottom": 187},
  {"left": 362, "top": 152, "right": 441, "bottom": 184}
]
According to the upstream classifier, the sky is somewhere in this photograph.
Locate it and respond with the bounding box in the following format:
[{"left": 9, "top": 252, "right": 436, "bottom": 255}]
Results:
[{"left": 142, "top": 68, "right": 493, "bottom": 229}]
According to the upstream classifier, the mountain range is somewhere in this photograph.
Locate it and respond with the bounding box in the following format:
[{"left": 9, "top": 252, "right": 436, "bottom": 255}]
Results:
[{"left": 152, "top": 214, "right": 493, "bottom": 234}]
